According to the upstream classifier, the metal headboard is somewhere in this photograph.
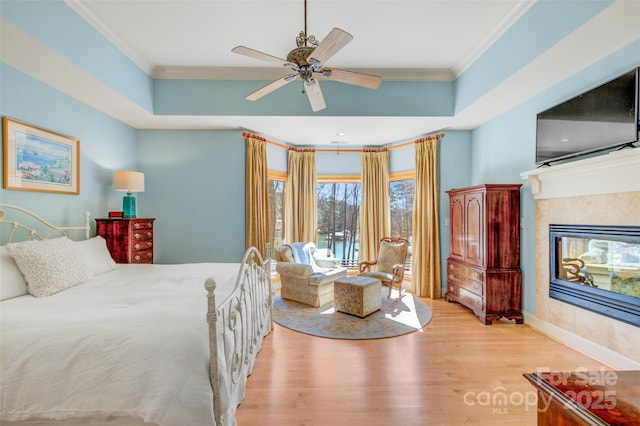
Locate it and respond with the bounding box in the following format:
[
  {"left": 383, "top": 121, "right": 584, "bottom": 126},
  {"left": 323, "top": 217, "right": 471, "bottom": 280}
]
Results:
[{"left": 0, "top": 204, "right": 90, "bottom": 244}]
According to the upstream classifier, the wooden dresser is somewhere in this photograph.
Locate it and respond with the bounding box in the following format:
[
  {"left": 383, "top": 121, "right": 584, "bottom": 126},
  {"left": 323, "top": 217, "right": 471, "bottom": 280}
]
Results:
[
  {"left": 95, "top": 218, "right": 155, "bottom": 264},
  {"left": 524, "top": 370, "right": 640, "bottom": 425},
  {"left": 444, "top": 184, "right": 523, "bottom": 324}
]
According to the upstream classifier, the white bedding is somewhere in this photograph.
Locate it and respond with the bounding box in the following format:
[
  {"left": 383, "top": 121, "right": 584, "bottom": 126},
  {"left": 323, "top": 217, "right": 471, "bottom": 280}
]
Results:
[{"left": 1, "top": 263, "right": 241, "bottom": 426}]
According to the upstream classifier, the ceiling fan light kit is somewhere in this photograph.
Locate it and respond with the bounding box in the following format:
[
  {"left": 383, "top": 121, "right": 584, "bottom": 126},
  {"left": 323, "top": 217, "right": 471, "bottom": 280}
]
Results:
[{"left": 231, "top": 0, "right": 382, "bottom": 112}]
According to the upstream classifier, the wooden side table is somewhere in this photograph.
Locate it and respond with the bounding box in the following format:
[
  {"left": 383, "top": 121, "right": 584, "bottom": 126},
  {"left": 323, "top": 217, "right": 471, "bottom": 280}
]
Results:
[{"left": 95, "top": 218, "right": 155, "bottom": 264}]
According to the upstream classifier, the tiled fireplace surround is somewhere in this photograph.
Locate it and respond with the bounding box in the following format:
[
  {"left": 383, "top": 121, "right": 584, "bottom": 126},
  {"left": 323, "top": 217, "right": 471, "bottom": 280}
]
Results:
[{"left": 521, "top": 148, "right": 640, "bottom": 369}]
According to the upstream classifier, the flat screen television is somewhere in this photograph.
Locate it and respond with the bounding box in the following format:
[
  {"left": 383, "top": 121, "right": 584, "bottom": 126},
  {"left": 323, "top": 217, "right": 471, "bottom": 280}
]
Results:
[{"left": 536, "top": 67, "right": 639, "bottom": 165}]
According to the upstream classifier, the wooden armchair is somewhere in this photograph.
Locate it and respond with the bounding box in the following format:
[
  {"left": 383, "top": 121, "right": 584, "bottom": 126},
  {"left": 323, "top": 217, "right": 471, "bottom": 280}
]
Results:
[{"left": 358, "top": 237, "right": 409, "bottom": 300}]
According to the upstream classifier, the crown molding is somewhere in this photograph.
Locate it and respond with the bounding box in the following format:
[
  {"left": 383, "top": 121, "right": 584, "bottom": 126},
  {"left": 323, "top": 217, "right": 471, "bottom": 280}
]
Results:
[
  {"left": 152, "top": 66, "right": 455, "bottom": 81},
  {"left": 452, "top": 0, "right": 535, "bottom": 76},
  {"left": 65, "top": 0, "right": 153, "bottom": 74}
]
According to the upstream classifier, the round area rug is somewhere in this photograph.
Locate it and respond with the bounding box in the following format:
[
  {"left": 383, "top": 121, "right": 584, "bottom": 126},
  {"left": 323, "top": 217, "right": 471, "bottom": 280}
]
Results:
[{"left": 272, "top": 287, "right": 433, "bottom": 339}]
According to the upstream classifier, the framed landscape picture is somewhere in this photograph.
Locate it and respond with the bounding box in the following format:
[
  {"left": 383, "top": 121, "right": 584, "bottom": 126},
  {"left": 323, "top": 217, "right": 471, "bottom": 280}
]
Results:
[{"left": 2, "top": 117, "right": 80, "bottom": 194}]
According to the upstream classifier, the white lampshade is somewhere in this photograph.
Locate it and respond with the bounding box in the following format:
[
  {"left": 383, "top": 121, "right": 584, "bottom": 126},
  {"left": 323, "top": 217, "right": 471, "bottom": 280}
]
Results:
[{"left": 114, "top": 171, "right": 145, "bottom": 193}]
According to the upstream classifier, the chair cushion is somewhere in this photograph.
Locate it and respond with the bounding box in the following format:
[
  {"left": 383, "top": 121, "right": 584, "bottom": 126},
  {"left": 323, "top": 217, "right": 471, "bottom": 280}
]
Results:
[
  {"left": 276, "top": 245, "right": 295, "bottom": 262},
  {"left": 375, "top": 240, "right": 408, "bottom": 273},
  {"left": 315, "top": 255, "right": 341, "bottom": 269},
  {"left": 359, "top": 270, "right": 394, "bottom": 283},
  {"left": 309, "top": 266, "right": 348, "bottom": 285},
  {"left": 276, "top": 261, "right": 313, "bottom": 279}
]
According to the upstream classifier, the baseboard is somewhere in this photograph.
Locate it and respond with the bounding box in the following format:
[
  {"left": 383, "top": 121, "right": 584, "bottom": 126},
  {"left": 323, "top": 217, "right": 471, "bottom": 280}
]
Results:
[{"left": 523, "top": 312, "right": 640, "bottom": 370}]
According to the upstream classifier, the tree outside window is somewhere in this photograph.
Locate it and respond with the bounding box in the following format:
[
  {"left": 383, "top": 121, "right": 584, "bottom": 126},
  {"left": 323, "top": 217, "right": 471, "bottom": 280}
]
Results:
[
  {"left": 316, "top": 179, "right": 361, "bottom": 267},
  {"left": 390, "top": 174, "right": 414, "bottom": 272},
  {"left": 268, "top": 173, "right": 286, "bottom": 274}
]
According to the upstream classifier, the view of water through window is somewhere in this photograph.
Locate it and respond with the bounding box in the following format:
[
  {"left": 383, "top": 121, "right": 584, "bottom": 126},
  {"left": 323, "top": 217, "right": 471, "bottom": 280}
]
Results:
[
  {"left": 316, "top": 182, "right": 361, "bottom": 266},
  {"left": 269, "top": 175, "right": 415, "bottom": 271}
]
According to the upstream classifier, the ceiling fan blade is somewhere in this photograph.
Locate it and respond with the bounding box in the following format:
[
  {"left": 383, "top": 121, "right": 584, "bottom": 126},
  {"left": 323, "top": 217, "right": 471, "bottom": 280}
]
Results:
[
  {"left": 308, "top": 27, "right": 353, "bottom": 66},
  {"left": 245, "top": 74, "right": 299, "bottom": 101},
  {"left": 320, "top": 68, "right": 382, "bottom": 89},
  {"left": 304, "top": 78, "right": 326, "bottom": 112},
  {"left": 231, "top": 46, "right": 294, "bottom": 68}
]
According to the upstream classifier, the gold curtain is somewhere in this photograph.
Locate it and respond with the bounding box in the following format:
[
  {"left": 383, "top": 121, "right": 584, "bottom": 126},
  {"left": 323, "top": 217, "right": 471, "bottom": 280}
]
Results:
[
  {"left": 285, "top": 149, "right": 317, "bottom": 243},
  {"left": 245, "top": 135, "right": 270, "bottom": 257},
  {"left": 359, "top": 150, "right": 390, "bottom": 263},
  {"left": 412, "top": 136, "right": 442, "bottom": 298}
]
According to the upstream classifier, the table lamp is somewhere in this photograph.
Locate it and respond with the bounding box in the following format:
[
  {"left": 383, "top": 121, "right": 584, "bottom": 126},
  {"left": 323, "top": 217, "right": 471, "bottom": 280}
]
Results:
[{"left": 114, "top": 171, "right": 144, "bottom": 218}]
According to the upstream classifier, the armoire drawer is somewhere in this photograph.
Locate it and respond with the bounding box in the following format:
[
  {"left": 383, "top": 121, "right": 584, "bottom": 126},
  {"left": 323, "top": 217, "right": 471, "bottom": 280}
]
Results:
[
  {"left": 448, "top": 261, "right": 485, "bottom": 283},
  {"left": 456, "top": 286, "right": 484, "bottom": 311},
  {"left": 447, "top": 270, "right": 484, "bottom": 296}
]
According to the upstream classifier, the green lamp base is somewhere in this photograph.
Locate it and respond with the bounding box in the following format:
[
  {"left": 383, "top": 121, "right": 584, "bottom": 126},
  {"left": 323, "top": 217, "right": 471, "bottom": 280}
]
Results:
[{"left": 122, "top": 193, "right": 137, "bottom": 218}]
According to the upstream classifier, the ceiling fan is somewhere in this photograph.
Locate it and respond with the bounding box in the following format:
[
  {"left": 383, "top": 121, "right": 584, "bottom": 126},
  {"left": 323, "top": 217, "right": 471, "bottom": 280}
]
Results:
[{"left": 231, "top": 0, "right": 382, "bottom": 112}]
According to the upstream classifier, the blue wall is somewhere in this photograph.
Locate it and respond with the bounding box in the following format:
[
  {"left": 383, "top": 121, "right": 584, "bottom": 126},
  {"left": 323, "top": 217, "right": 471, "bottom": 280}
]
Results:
[
  {"left": 469, "top": 41, "right": 640, "bottom": 313},
  {"left": 136, "top": 130, "right": 246, "bottom": 263},
  {"left": 154, "top": 79, "right": 455, "bottom": 117},
  {"left": 0, "top": 63, "right": 137, "bottom": 232}
]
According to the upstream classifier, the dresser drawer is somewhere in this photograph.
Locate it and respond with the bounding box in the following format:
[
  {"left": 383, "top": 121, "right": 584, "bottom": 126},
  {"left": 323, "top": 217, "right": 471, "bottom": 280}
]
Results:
[
  {"left": 448, "top": 274, "right": 484, "bottom": 298},
  {"left": 132, "top": 220, "right": 154, "bottom": 230},
  {"left": 457, "top": 286, "right": 484, "bottom": 311},
  {"left": 448, "top": 261, "right": 485, "bottom": 283},
  {"left": 460, "top": 278, "right": 483, "bottom": 296},
  {"left": 447, "top": 281, "right": 484, "bottom": 310},
  {"left": 131, "top": 240, "right": 153, "bottom": 252},
  {"left": 131, "top": 250, "right": 154, "bottom": 264},
  {"left": 131, "top": 229, "right": 153, "bottom": 242},
  {"left": 448, "top": 265, "right": 484, "bottom": 296}
]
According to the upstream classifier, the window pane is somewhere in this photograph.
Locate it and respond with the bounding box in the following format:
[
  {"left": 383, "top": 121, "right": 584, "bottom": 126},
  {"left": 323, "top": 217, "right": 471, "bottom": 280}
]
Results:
[
  {"left": 316, "top": 182, "right": 361, "bottom": 267},
  {"left": 268, "top": 179, "right": 285, "bottom": 264},
  {"left": 390, "top": 179, "right": 414, "bottom": 272}
]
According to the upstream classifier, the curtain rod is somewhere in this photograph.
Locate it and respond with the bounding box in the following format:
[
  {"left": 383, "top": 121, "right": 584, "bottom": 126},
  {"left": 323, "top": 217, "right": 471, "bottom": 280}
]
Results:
[{"left": 242, "top": 132, "right": 445, "bottom": 153}]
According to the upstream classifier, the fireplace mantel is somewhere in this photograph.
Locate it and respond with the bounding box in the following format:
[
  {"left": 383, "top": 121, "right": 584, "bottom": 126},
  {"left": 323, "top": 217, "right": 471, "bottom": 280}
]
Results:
[{"left": 520, "top": 148, "right": 640, "bottom": 199}]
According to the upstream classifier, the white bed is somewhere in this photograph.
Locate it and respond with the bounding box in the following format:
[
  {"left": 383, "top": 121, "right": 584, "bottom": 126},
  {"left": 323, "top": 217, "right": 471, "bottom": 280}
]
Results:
[{"left": 0, "top": 204, "right": 273, "bottom": 426}]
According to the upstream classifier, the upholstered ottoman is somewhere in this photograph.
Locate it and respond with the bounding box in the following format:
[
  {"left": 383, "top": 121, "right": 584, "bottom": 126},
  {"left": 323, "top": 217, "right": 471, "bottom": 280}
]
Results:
[{"left": 334, "top": 276, "right": 381, "bottom": 317}]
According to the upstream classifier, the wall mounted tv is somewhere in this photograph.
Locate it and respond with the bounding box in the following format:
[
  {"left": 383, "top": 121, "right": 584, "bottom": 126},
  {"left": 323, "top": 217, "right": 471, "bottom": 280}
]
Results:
[{"left": 536, "top": 67, "right": 639, "bottom": 166}]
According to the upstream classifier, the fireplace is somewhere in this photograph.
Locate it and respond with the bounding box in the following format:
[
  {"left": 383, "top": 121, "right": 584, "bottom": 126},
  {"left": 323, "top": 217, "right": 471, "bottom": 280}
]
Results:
[{"left": 549, "top": 224, "right": 640, "bottom": 327}]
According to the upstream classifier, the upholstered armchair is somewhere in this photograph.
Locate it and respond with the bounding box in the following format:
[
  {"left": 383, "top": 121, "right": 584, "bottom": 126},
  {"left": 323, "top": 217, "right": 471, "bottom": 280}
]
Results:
[
  {"left": 276, "top": 242, "right": 348, "bottom": 307},
  {"left": 358, "top": 237, "right": 409, "bottom": 300}
]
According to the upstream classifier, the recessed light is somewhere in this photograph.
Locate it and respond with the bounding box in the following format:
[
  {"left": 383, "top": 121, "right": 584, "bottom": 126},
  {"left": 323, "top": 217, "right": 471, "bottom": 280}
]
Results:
[
  {"left": 561, "top": 138, "right": 569, "bottom": 142},
  {"left": 336, "top": 132, "right": 346, "bottom": 137}
]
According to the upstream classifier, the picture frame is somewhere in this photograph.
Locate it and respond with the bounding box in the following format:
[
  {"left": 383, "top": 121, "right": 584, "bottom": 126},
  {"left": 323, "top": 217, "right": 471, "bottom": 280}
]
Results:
[{"left": 2, "top": 117, "right": 80, "bottom": 194}]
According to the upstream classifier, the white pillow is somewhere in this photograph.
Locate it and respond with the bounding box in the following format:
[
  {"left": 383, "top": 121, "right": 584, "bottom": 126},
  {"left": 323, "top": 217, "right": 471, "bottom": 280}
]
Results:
[
  {"left": 6, "top": 237, "right": 92, "bottom": 297},
  {"left": 75, "top": 236, "right": 117, "bottom": 276},
  {"left": 0, "top": 246, "right": 28, "bottom": 300}
]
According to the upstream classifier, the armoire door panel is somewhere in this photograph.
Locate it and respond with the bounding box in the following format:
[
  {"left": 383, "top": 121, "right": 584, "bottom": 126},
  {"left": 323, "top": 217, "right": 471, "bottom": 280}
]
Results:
[
  {"left": 449, "top": 194, "right": 465, "bottom": 261},
  {"left": 464, "top": 193, "right": 484, "bottom": 267}
]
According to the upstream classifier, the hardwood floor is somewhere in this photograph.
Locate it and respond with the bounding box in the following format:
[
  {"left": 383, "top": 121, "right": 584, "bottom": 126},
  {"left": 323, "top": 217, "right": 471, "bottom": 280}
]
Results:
[{"left": 235, "top": 298, "right": 608, "bottom": 426}]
